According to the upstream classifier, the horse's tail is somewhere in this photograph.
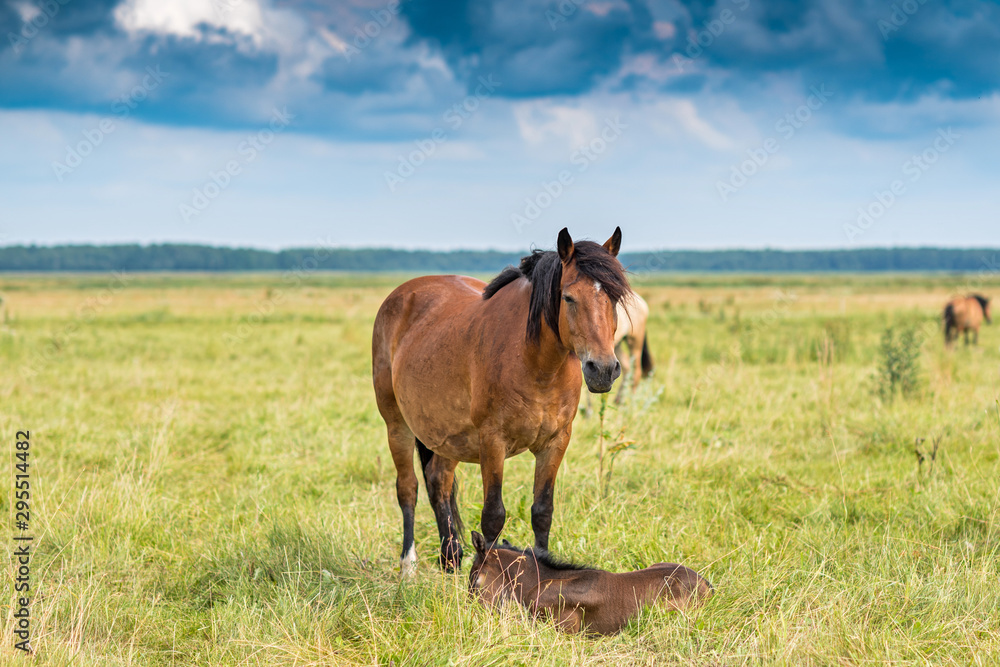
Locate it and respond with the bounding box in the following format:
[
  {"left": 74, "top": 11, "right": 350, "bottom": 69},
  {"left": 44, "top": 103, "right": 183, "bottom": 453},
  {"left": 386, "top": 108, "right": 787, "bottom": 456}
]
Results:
[
  {"left": 943, "top": 302, "right": 956, "bottom": 342},
  {"left": 415, "top": 439, "right": 465, "bottom": 543},
  {"left": 640, "top": 334, "right": 655, "bottom": 378},
  {"left": 943, "top": 303, "right": 955, "bottom": 329}
]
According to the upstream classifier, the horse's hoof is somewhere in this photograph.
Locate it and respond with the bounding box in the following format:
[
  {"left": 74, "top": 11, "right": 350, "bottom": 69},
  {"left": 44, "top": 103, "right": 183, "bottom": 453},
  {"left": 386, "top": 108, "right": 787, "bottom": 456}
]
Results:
[
  {"left": 400, "top": 546, "right": 417, "bottom": 578},
  {"left": 438, "top": 546, "right": 464, "bottom": 573}
]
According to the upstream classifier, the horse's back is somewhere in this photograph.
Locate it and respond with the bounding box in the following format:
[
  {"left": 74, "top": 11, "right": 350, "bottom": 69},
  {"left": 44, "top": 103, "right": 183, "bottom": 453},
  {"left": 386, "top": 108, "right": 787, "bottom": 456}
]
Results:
[
  {"left": 614, "top": 293, "right": 649, "bottom": 344},
  {"left": 372, "top": 275, "right": 491, "bottom": 459},
  {"left": 373, "top": 275, "right": 485, "bottom": 359}
]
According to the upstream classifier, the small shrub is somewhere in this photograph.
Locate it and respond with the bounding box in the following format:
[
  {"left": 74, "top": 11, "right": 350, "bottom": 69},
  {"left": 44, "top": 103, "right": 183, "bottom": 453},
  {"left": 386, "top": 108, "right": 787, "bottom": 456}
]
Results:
[{"left": 875, "top": 325, "right": 922, "bottom": 401}]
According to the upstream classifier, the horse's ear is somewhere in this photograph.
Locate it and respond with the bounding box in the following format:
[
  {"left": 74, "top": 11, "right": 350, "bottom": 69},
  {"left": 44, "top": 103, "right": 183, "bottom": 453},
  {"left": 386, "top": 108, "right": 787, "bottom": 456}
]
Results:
[
  {"left": 471, "top": 531, "right": 486, "bottom": 555},
  {"left": 557, "top": 228, "right": 574, "bottom": 263},
  {"left": 603, "top": 226, "right": 622, "bottom": 257}
]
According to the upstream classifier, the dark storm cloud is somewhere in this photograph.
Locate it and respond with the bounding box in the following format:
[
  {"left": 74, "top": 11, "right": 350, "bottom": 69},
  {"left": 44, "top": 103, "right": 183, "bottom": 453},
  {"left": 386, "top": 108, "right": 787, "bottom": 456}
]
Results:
[
  {"left": 400, "top": 0, "right": 1000, "bottom": 102},
  {"left": 668, "top": 0, "right": 1000, "bottom": 101},
  {"left": 1, "top": 0, "right": 998, "bottom": 134},
  {"left": 399, "top": 0, "right": 649, "bottom": 96}
]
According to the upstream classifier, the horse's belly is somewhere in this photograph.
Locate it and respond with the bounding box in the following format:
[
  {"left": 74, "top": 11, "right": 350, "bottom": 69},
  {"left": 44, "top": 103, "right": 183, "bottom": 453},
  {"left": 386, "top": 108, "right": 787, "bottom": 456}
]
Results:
[
  {"left": 395, "top": 389, "right": 476, "bottom": 459},
  {"left": 435, "top": 431, "right": 482, "bottom": 463}
]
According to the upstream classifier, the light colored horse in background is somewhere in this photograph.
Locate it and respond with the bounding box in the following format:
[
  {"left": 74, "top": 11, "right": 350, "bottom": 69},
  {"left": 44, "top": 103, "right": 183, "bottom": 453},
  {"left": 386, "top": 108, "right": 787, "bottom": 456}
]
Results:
[
  {"left": 585, "top": 292, "right": 654, "bottom": 410},
  {"left": 614, "top": 292, "right": 654, "bottom": 397}
]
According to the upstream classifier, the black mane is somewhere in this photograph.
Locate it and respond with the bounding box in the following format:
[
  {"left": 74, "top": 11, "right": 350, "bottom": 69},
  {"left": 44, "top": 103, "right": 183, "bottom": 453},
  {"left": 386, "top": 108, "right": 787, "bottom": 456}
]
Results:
[
  {"left": 482, "top": 241, "right": 631, "bottom": 343},
  {"left": 971, "top": 294, "right": 990, "bottom": 311},
  {"left": 495, "top": 541, "right": 593, "bottom": 571}
]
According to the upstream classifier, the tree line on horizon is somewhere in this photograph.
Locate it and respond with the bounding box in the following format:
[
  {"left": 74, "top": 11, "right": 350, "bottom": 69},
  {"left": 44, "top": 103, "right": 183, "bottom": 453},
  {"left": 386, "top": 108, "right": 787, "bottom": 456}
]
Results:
[{"left": 0, "top": 244, "right": 997, "bottom": 274}]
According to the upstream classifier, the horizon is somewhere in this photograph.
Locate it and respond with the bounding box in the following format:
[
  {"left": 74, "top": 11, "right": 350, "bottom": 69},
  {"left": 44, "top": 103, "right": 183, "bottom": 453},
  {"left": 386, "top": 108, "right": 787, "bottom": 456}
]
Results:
[
  {"left": 2, "top": 1, "right": 998, "bottom": 249},
  {"left": 4, "top": 241, "right": 1000, "bottom": 254}
]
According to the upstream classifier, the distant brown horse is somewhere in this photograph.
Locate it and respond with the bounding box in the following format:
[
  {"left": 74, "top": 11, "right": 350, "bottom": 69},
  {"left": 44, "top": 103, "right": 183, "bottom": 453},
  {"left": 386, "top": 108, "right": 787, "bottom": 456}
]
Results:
[
  {"left": 373, "top": 228, "right": 630, "bottom": 574},
  {"left": 944, "top": 294, "right": 991, "bottom": 347},
  {"left": 468, "top": 532, "right": 712, "bottom": 635}
]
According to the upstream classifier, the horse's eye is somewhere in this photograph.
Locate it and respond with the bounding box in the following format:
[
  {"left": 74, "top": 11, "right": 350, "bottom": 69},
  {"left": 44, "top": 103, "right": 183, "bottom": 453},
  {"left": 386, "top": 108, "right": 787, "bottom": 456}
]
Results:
[{"left": 563, "top": 295, "right": 575, "bottom": 304}]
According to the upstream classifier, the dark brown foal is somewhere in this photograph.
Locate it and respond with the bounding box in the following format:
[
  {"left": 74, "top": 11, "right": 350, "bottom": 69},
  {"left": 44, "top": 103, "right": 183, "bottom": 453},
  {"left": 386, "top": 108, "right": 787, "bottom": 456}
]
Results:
[{"left": 468, "top": 532, "right": 712, "bottom": 635}]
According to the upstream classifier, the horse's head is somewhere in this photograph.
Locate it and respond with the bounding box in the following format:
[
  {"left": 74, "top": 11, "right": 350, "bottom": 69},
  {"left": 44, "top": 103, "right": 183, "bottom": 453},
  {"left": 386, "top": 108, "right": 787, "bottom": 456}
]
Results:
[
  {"left": 557, "top": 227, "right": 629, "bottom": 393},
  {"left": 468, "top": 531, "right": 518, "bottom": 607}
]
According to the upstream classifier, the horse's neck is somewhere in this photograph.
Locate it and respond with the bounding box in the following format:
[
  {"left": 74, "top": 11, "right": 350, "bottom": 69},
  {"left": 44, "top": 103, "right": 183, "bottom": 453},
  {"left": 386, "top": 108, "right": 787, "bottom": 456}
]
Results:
[
  {"left": 526, "top": 319, "right": 574, "bottom": 378},
  {"left": 487, "top": 280, "right": 573, "bottom": 374}
]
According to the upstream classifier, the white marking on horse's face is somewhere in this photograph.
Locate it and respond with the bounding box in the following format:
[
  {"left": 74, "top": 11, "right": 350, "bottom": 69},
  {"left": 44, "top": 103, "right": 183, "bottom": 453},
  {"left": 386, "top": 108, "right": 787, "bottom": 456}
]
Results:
[{"left": 594, "top": 280, "right": 602, "bottom": 292}]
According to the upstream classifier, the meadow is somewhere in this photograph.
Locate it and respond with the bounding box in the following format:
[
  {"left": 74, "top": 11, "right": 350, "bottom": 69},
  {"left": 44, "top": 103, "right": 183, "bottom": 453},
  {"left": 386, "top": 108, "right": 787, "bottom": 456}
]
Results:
[{"left": 1, "top": 271, "right": 999, "bottom": 666}]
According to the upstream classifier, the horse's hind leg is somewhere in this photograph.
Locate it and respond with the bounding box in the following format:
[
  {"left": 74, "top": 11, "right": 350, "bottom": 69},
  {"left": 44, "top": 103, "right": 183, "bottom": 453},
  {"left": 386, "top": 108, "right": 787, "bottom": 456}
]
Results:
[
  {"left": 420, "top": 448, "right": 464, "bottom": 571},
  {"left": 384, "top": 423, "right": 420, "bottom": 576},
  {"left": 630, "top": 330, "right": 644, "bottom": 392},
  {"left": 614, "top": 340, "right": 631, "bottom": 404}
]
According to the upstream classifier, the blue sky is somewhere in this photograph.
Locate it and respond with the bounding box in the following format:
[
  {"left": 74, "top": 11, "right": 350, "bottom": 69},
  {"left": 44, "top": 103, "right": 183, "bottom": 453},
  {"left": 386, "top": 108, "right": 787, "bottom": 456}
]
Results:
[{"left": 1, "top": 0, "right": 998, "bottom": 251}]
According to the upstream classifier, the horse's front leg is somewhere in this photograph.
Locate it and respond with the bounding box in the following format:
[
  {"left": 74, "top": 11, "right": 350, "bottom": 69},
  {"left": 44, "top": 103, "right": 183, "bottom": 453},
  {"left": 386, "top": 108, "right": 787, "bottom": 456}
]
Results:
[
  {"left": 479, "top": 435, "right": 507, "bottom": 544},
  {"left": 531, "top": 429, "right": 571, "bottom": 552}
]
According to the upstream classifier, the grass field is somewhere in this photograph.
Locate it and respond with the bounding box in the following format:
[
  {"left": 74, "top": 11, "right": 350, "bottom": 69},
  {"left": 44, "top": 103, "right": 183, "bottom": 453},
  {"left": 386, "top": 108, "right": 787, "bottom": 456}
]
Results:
[{"left": 2, "top": 272, "right": 1000, "bottom": 665}]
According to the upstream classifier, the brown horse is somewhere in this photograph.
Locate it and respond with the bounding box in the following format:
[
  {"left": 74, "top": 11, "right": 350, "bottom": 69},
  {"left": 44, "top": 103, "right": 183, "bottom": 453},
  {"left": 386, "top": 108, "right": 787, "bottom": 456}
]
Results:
[
  {"left": 372, "top": 228, "right": 630, "bottom": 574},
  {"left": 944, "top": 294, "right": 991, "bottom": 347},
  {"left": 468, "top": 532, "right": 712, "bottom": 635}
]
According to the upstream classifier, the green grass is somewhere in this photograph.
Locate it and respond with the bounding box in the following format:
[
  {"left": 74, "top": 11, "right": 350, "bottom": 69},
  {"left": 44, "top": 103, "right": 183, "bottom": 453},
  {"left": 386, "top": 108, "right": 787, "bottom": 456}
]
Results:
[{"left": 2, "top": 273, "right": 1000, "bottom": 665}]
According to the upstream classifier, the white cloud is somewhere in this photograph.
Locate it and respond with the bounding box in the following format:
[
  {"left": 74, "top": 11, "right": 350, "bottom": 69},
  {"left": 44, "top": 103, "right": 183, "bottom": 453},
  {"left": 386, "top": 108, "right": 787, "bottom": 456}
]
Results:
[
  {"left": 114, "top": 0, "right": 268, "bottom": 47},
  {"left": 653, "top": 99, "right": 734, "bottom": 150},
  {"left": 513, "top": 102, "right": 598, "bottom": 149}
]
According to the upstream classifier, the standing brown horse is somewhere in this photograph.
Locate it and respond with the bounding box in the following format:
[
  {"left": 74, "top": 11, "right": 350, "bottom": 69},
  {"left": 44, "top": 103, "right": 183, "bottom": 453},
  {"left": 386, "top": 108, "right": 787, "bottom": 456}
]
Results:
[
  {"left": 944, "top": 294, "right": 991, "bottom": 347},
  {"left": 372, "top": 228, "right": 630, "bottom": 574}
]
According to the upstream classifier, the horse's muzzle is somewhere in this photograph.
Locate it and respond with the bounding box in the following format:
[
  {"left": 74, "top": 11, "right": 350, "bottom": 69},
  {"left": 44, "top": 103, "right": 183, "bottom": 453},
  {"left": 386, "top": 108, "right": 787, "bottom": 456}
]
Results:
[{"left": 582, "top": 357, "right": 621, "bottom": 393}]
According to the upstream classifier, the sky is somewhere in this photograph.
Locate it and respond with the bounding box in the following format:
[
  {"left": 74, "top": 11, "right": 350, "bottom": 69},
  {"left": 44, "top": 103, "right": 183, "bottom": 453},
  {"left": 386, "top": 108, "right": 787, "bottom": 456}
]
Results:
[{"left": 1, "top": 0, "right": 998, "bottom": 251}]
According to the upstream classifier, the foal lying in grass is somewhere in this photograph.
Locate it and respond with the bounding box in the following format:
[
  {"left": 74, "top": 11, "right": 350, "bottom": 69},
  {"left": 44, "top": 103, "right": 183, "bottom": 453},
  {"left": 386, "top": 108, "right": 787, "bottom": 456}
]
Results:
[{"left": 468, "top": 531, "right": 712, "bottom": 635}]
